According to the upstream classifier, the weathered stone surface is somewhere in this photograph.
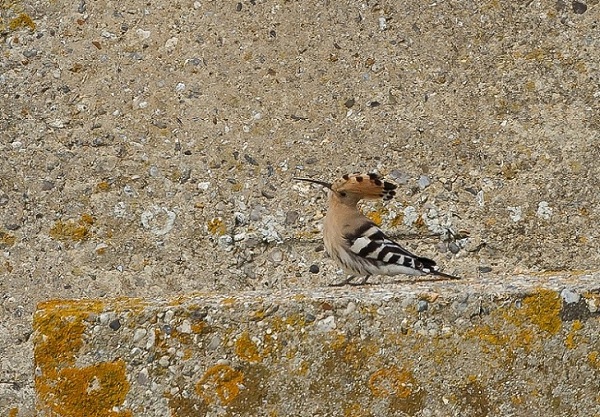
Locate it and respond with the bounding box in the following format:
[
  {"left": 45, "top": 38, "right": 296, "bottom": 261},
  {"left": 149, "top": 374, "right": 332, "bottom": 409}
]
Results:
[{"left": 33, "top": 276, "right": 600, "bottom": 416}]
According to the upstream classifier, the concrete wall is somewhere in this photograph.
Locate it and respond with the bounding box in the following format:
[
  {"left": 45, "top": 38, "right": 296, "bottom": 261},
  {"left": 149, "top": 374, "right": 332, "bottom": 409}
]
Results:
[
  {"left": 34, "top": 279, "right": 600, "bottom": 416},
  {"left": 1, "top": 0, "right": 600, "bottom": 415}
]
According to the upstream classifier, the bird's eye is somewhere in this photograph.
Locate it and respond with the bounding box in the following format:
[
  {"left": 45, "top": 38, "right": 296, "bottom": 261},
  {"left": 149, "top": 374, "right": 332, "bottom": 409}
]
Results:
[{"left": 339, "top": 191, "right": 347, "bottom": 197}]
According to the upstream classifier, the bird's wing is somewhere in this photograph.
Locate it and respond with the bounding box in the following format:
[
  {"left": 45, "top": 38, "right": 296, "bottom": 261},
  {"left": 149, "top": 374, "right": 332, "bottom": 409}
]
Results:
[{"left": 344, "top": 222, "right": 439, "bottom": 274}]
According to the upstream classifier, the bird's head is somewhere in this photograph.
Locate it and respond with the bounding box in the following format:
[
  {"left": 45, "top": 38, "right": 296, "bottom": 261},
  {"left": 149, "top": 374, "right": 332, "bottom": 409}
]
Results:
[{"left": 294, "top": 173, "right": 397, "bottom": 206}]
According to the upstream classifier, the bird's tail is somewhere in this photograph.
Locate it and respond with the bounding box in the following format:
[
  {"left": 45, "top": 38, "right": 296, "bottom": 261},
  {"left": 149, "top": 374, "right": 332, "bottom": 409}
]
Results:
[{"left": 417, "top": 256, "right": 461, "bottom": 280}]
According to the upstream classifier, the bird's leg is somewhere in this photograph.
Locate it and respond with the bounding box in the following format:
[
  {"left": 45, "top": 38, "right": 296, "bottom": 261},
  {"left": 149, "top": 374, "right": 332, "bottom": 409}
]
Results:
[
  {"left": 329, "top": 275, "right": 357, "bottom": 287},
  {"left": 348, "top": 275, "right": 370, "bottom": 286},
  {"left": 329, "top": 275, "right": 371, "bottom": 287}
]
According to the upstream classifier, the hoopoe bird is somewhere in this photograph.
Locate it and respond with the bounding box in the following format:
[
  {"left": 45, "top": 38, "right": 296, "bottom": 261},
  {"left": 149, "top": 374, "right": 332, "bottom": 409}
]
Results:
[{"left": 295, "top": 173, "right": 460, "bottom": 285}]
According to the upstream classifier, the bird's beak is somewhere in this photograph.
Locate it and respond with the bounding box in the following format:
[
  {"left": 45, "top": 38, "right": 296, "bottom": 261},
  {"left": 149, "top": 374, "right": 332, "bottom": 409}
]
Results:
[{"left": 293, "top": 177, "right": 332, "bottom": 190}]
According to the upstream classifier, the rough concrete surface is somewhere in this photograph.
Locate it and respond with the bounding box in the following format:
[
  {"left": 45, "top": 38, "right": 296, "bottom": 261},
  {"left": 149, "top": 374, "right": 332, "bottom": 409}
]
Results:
[
  {"left": 1, "top": 0, "right": 600, "bottom": 414},
  {"left": 32, "top": 281, "right": 600, "bottom": 416}
]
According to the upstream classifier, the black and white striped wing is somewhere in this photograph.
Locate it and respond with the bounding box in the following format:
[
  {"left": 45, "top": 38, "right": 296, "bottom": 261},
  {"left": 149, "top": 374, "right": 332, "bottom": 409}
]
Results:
[{"left": 345, "top": 223, "right": 438, "bottom": 274}]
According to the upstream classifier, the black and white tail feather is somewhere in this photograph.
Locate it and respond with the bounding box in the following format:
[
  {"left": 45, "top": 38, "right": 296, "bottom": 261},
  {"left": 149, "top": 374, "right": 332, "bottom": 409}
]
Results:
[{"left": 295, "top": 172, "right": 460, "bottom": 285}]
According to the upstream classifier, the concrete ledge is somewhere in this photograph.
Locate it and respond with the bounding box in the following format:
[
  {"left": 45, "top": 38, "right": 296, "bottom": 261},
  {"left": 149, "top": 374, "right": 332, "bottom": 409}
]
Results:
[{"left": 34, "top": 275, "right": 600, "bottom": 416}]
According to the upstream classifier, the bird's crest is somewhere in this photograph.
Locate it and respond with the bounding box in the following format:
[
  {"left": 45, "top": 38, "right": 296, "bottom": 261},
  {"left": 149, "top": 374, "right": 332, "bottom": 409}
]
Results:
[{"left": 332, "top": 173, "right": 397, "bottom": 200}]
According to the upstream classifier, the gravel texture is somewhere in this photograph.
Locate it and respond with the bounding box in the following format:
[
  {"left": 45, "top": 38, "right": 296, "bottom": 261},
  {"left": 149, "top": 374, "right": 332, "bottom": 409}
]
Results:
[{"left": 1, "top": 0, "right": 600, "bottom": 414}]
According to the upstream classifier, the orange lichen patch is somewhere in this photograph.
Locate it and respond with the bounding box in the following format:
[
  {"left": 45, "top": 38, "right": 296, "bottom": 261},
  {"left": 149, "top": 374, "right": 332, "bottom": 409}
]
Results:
[
  {"left": 207, "top": 217, "right": 227, "bottom": 235},
  {"left": 9, "top": 13, "right": 36, "bottom": 31},
  {"left": 510, "top": 289, "right": 562, "bottom": 335},
  {"left": 564, "top": 320, "right": 583, "bottom": 350},
  {"left": 8, "top": 408, "right": 18, "bottom": 417},
  {"left": 368, "top": 367, "right": 418, "bottom": 399},
  {"left": 49, "top": 214, "right": 95, "bottom": 242},
  {"left": 235, "top": 331, "right": 261, "bottom": 363},
  {"left": 195, "top": 364, "right": 244, "bottom": 406},
  {"left": 34, "top": 300, "right": 104, "bottom": 376},
  {"left": 38, "top": 360, "right": 131, "bottom": 417},
  {"left": 390, "top": 212, "right": 403, "bottom": 228},
  {"left": 34, "top": 300, "right": 131, "bottom": 416},
  {"left": 0, "top": 230, "right": 16, "bottom": 247}
]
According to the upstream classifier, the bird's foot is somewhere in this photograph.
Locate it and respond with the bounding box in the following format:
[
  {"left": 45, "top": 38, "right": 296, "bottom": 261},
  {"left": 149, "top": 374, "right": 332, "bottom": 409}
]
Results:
[{"left": 329, "top": 275, "right": 370, "bottom": 287}]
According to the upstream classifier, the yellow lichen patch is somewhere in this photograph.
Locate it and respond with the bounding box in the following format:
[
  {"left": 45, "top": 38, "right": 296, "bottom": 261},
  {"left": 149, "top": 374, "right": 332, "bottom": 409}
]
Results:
[
  {"left": 269, "top": 313, "right": 307, "bottom": 333},
  {"left": 0, "top": 231, "right": 16, "bottom": 247},
  {"left": 49, "top": 214, "right": 95, "bottom": 242},
  {"left": 588, "top": 351, "right": 600, "bottom": 369},
  {"left": 195, "top": 364, "right": 244, "bottom": 406},
  {"left": 235, "top": 331, "right": 261, "bottom": 363},
  {"left": 9, "top": 13, "right": 36, "bottom": 31},
  {"left": 464, "top": 324, "right": 509, "bottom": 348},
  {"left": 40, "top": 360, "right": 131, "bottom": 417},
  {"left": 207, "top": 217, "right": 227, "bottom": 235},
  {"left": 366, "top": 210, "right": 383, "bottom": 226},
  {"left": 414, "top": 215, "right": 426, "bottom": 229},
  {"left": 564, "top": 320, "right": 583, "bottom": 350},
  {"left": 368, "top": 367, "right": 417, "bottom": 399},
  {"left": 390, "top": 212, "right": 404, "bottom": 228},
  {"left": 96, "top": 181, "right": 111, "bottom": 192},
  {"left": 221, "top": 297, "right": 236, "bottom": 307},
  {"left": 507, "top": 289, "right": 561, "bottom": 335},
  {"left": 8, "top": 407, "right": 18, "bottom": 417},
  {"left": 344, "top": 403, "right": 372, "bottom": 417}
]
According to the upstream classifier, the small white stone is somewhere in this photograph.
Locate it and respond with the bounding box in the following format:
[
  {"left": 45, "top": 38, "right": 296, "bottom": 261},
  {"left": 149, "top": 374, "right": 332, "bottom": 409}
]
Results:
[
  {"left": 507, "top": 206, "right": 522, "bottom": 222},
  {"left": 133, "top": 328, "right": 147, "bottom": 343},
  {"left": 146, "top": 329, "right": 156, "bottom": 349},
  {"left": 48, "top": 120, "right": 66, "bottom": 128},
  {"left": 268, "top": 248, "right": 283, "bottom": 264},
  {"left": 159, "top": 355, "right": 170, "bottom": 367},
  {"left": 141, "top": 205, "right": 177, "bottom": 235},
  {"left": 536, "top": 201, "right": 553, "bottom": 220},
  {"left": 343, "top": 301, "right": 357, "bottom": 315},
  {"left": 175, "top": 82, "right": 185, "bottom": 92},
  {"left": 403, "top": 206, "right": 419, "bottom": 226},
  {"left": 179, "top": 319, "right": 192, "bottom": 334},
  {"left": 99, "top": 312, "right": 112, "bottom": 325},
  {"left": 378, "top": 16, "right": 387, "bottom": 30},
  {"left": 315, "top": 315, "right": 336, "bottom": 332},
  {"left": 136, "top": 28, "right": 151, "bottom": 40},
  {"left": 164, "top": 310, "right": 174, "bottom": 323},
  {"left": 197, "top": 182, "right": 210, "bottom": 191},
  {"left": 165, "top": 37, "right": 178, "bottom": 49},
  {"left": 476, "top": 190, "right": 484, "bottom": 207},
  {"left": 561, "top": 289, "right": 580, "bottom": 304},
  {"left": 101, "top": 31, "right": 116, "bottom": 39}
]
